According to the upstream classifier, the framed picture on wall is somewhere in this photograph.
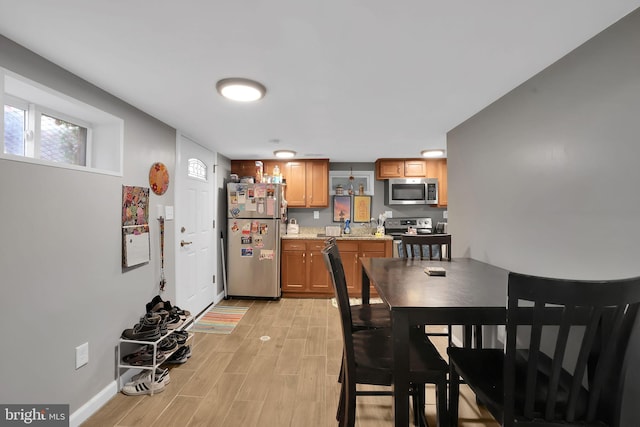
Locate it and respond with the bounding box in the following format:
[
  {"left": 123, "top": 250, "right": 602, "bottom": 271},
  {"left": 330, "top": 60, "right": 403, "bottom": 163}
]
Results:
[
  {"left": 333, "top": 195, "right": 352, "bottom": 223},
  {"left": 353, "top": 195, "right": 372, "bottom": 223}
]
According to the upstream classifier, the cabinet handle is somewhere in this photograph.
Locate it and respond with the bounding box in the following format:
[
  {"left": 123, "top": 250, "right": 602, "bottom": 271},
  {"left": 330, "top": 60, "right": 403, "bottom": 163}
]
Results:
[{"left": 303, "top": 253, "right": 306, "bottom": 263}]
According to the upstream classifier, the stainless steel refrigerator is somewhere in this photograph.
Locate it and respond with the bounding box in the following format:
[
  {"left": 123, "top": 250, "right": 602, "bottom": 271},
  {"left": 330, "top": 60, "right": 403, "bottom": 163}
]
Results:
[{"left": 226, "top": 182, "right": 283, "bottom": 298}]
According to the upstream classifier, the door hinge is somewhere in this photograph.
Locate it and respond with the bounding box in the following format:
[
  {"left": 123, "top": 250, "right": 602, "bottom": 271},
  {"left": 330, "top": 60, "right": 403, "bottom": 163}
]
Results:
[
  {"left": 212, "top": 274, "right": 216, "bottom": 284},
  {"left": 212, "top": 219, "right": 216, "bottom": 229}
]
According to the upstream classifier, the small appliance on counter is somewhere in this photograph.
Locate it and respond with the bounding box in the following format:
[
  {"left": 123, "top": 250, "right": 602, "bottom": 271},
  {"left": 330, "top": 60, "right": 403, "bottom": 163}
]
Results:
[{"left": 286, "top": 218, "right": 299, "bottom": 235}]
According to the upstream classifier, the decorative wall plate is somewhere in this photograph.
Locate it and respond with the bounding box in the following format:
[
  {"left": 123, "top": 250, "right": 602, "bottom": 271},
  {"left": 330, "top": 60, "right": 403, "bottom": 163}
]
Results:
[{"left": 149, "top": 162, "right": 169, "bottom": 195}]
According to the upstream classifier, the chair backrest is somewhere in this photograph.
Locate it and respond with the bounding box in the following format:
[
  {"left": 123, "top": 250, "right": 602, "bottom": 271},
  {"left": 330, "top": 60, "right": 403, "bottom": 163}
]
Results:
[
  {"left": 400, "top": 233, "right": 451, "bottom": 261},
  {"left": 503, "top": 272, "right": 640, "bottom": 427},
  {"left": 322, "top": 241, "right": 357, "bottom": 381}
]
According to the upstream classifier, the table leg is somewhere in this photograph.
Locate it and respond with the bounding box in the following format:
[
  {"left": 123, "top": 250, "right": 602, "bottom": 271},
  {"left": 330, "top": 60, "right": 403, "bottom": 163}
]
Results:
[
  {"left": 361, "top": 265, "right": 370, "bottom": 304},
  {"left": 392, "top": 310, "right": 410, "bottom": 426}
]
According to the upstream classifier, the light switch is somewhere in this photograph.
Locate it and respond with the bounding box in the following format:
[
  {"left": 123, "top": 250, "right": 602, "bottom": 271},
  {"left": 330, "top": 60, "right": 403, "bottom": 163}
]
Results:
[{"left": 165, "top": 206, "right": 174, "bottom": 220}]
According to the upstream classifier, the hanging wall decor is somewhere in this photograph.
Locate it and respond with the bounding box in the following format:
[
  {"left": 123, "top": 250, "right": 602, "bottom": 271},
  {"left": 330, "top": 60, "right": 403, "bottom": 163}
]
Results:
[
  {"left": 149, "top": 162, "right": 170, "bottom": 195},
  {"left": 122, "top": 185, "right": 150, "bottom": 268}
]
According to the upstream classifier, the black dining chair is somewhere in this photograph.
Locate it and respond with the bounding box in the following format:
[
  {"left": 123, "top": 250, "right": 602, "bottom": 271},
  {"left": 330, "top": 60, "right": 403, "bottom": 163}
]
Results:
[
  {"left": 447, "top": 271, "right": 640, "bottom": 427},
  {"left": 401, "top": 234, "right": 454, "bottom": 347},
  {"left": 400, "top": 233, "right": 451, "bottom": 262},
  {"left": 325, "top": 237, "right": 390, "bottom": 330},
  {"left": 322, "top": 241, "right": 450, "bottom": 427}
]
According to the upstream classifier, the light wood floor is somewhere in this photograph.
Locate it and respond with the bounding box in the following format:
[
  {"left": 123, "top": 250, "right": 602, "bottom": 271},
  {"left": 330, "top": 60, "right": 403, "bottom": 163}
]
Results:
[{"left": 83, "top": 298, "right": 499, "bottom": 427}]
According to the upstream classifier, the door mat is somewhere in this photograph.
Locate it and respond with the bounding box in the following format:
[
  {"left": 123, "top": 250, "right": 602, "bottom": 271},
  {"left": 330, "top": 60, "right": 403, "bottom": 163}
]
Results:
[
  {"left": 190, "top": 306, "right": 249, "bottom": 334},
  {"left": 331, "top": 297, "right": 383, "bottom": 308}
]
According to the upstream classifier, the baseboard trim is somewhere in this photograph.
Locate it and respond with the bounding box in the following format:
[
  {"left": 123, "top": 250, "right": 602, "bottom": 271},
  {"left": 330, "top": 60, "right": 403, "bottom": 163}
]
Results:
[{"left": 69, "top": 380, "right": 117, "bottom": 427}]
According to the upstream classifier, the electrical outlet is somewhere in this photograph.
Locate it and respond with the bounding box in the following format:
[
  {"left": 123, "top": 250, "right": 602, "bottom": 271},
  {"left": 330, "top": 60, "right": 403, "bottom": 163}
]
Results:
[
  {"left": 443, "top": 210, "right": 448, "bottom": 219},
  {"left": 313, "top": 211, "right": 319, "bottom": 219},
  {"left": 76, "top": 342, "right": 89, "bottom": 369}
]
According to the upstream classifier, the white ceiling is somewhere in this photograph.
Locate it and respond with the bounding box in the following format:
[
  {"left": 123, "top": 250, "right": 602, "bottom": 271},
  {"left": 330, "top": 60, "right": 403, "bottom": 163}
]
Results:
[{"left": 1, "top": 1, "right": 639, "bottom": 162}]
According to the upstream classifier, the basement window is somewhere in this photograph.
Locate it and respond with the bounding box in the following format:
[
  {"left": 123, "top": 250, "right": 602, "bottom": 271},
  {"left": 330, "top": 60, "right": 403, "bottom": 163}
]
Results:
[{"left": 1, "top": 68, "right": 123, "bottom": 175}]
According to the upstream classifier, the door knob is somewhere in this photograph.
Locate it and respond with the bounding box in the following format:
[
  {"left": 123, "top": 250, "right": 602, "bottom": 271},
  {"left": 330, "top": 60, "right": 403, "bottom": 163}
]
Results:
[{"left": 180, "top": 240, "right": 193, "bottom": 247}]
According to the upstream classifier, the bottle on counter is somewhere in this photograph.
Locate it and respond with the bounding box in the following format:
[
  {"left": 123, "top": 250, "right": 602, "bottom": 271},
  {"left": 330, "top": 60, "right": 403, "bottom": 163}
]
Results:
[{"left": 343, "top": 219, "right": 351, "bottom": 235}]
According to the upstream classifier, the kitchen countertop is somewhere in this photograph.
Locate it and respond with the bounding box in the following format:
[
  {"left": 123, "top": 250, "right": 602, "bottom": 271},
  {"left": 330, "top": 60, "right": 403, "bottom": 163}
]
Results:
[
  {"left": 282, "top": 233, "right": 392, "bottom": 241},
  {"left": 281, "top": 226, "right": 392, "bottom": 240}
]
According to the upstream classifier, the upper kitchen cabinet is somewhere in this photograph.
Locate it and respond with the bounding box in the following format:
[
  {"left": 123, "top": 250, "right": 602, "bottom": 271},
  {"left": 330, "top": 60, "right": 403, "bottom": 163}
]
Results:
[
  {"left": 284, "top": 159, "right": 329, "bottom": 208},
  {"left": 375, "top": 157, "right": 447, "bottom": 207},
  {"left": 426, "top": 158, "right": 448, "bottom": 207},
  {"left": 375, "top": 159, "right": 427, "bottom": 179},
  {"left": 230, "top": 160, "right": 257, "bottom": 177}
]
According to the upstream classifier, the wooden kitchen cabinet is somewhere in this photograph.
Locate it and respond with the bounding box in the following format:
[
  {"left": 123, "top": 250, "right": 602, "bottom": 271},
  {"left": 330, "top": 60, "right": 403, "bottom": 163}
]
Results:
[
  {"left": 281, "top": 238, "right": 391, "bottom": 297},
  {"left": 375, "top": 158, "right": 427, "bottom": 179},
  {"left": 375, "top": 159, "right": 405, "bottom": 179},
  {"left": 230, "top": 160, "right": 258, "bottom": 177},
  {"left": 335, "top": 241, "right": 359, "bottom": 294},
  {"left": 426, "top": 158, "right": 447, "bottom": 207},
  {"left": 281, "top": 240, "right": 330, "bottom": 296},
  {"left": 283, "top": 159, "right": 329, "bottom": 208},
  {"left": 336, "top": 239, "right": 391, "bottom": 296},
  {"left": 231, "top": 159, "right": 329, "bottom": 208},
  {"left": 404, "top": 159, "right": 428, "bottom": 177}
]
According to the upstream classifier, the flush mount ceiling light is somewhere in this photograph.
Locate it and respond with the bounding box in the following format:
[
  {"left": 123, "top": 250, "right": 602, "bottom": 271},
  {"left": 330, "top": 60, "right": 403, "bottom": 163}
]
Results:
[
  {"left": 421, "top": 149, "right": 445, "bottom": 158},
  {"left": 216, "top": 78, "right": 266, "bottom": 102},
  {"left": 274, "top": 150, "right": 296, "bottom": 159}
]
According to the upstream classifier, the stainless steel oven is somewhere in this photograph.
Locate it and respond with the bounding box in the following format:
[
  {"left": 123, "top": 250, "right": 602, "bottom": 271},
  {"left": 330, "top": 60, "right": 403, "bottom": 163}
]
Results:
[{"left": 384, "top": 217, "right": 433, "bottom": 258}]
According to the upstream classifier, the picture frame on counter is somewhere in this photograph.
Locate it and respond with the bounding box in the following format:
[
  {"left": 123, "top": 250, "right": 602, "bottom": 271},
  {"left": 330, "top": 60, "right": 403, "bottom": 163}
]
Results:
[
  {"left": 333, "top": 195, "right": 352, "bottom": 223},
  {"left": 352, "top": 195, "right": 372, "bottom": 223}
]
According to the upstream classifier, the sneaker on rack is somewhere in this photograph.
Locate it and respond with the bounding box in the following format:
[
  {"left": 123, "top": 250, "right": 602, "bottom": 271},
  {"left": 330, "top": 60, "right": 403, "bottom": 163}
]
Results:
[
  {"left": 121, "top": 314, "right": 162, "bottom": 341},
  {"left": 121, "top": 372, "right": 166, "bottom": 396},
  {"left": 121, "top": 322, "right": 161, "bottom": 341},
  {"left": 166, "top": 313, "right": 184, "bottom": 330},
  {"left": 166, "top": 345, "right": 190, "bottom": 364},
  {"left": 122, "top": 347, "right": 166, "bottom": 366},
  {"left": 127, "top": 367, "right": 171, "bottom": 386},
  {"left": 158, "top": 335, "right": 177, "bottom": 352},
  {"left": 171, "top": 330, "right": 189, "bottom": 345}
]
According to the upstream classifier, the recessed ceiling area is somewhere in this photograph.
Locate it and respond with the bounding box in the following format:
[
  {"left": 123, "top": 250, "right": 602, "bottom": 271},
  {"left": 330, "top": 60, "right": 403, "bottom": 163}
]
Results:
[{"left": 1, "top": 1, "right": 639, "bottom": 162}]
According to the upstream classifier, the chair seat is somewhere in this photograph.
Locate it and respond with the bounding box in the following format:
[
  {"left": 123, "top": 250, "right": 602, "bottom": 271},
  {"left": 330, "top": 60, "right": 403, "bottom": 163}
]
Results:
[
  {"left": 351, "top": 303, "right": 391, "bottom": 329},
  {"left": 353, "top": 327, "right": 448, "bottom": 386},
  {"left": 447, "top": 347, "right": 589, "bottom": 423}
]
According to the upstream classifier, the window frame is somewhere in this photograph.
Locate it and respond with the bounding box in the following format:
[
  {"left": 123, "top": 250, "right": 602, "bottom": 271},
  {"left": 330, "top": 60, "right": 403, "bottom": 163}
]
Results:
[{"left": 1, "top": 68, "right": 123, "bottom": 176}]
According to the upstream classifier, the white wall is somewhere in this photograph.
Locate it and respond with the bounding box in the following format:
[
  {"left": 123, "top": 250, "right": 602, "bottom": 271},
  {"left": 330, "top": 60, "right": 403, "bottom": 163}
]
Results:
[
  {"left": 447, "top": 8, "right": 640, "bottom": 424},
  {"left": 0, "top": 35, "right": 177, "bottom": 416}
]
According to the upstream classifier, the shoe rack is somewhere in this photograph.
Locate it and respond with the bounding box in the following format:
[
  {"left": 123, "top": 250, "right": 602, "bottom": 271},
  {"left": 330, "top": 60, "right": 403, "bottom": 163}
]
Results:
[{"left": 117, "top": 316, "right": 194, "bottom": 395}]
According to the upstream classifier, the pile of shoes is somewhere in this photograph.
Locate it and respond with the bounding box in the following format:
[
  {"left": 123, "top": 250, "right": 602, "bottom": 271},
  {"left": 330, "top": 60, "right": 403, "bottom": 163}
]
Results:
[{"left": 120, "top": 295, "right": 193, "bottom": 396}]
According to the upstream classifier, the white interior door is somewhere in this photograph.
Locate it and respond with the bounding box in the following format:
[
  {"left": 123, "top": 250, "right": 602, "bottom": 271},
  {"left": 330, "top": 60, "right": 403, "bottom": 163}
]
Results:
[{"left": 175, "top": 134, "right": 216, "bottom": 316}]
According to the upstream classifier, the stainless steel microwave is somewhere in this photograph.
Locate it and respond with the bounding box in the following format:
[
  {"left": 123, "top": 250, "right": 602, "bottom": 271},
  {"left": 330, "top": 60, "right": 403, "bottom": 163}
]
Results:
[{"left": 384, "top": 178, "right": 438, "bottom": 205}]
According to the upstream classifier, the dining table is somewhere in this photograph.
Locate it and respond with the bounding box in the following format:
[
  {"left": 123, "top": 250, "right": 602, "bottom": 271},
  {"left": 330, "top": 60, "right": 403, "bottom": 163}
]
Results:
[{"left": 360, "top": 257, "right": 510, "bottom": 427}]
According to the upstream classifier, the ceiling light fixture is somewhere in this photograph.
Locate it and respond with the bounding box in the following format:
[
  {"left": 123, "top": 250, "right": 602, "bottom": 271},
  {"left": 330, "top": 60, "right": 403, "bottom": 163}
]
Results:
[
  {"left": 216, "top": 78, "right": 266, "bottom": 102},
  {"left": 274, "top": 150, "right": 296, "bottom": 159},
  {"left": 421, "top": 149, "right": 445, "bottom": 158}
]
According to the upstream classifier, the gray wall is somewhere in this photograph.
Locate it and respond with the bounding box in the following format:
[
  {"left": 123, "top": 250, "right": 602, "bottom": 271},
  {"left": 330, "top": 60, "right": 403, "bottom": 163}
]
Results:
[
  {"left": 0, "top": 36, "right": 178, "bottom": 413},
  {"left": 447, "top": 9, "right": 640, "bottom": 423},
  {"left": 289, "top": 162, "right": 447, "bottom": 229}
]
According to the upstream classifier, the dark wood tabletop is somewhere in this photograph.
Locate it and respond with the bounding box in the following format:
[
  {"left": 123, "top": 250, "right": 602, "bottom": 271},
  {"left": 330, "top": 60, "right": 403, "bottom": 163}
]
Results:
[{"left": 360, "top": 257, "right": 510, "bottom": 427}]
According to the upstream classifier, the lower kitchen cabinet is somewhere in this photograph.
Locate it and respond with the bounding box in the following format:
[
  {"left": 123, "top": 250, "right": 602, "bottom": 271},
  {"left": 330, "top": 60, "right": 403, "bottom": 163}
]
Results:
[
  {"left": 281, "top": 240, "right": 331, "bottom": 296},
  {"left": 281, "top": 238, "right": 391, "bottom": 297}
]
